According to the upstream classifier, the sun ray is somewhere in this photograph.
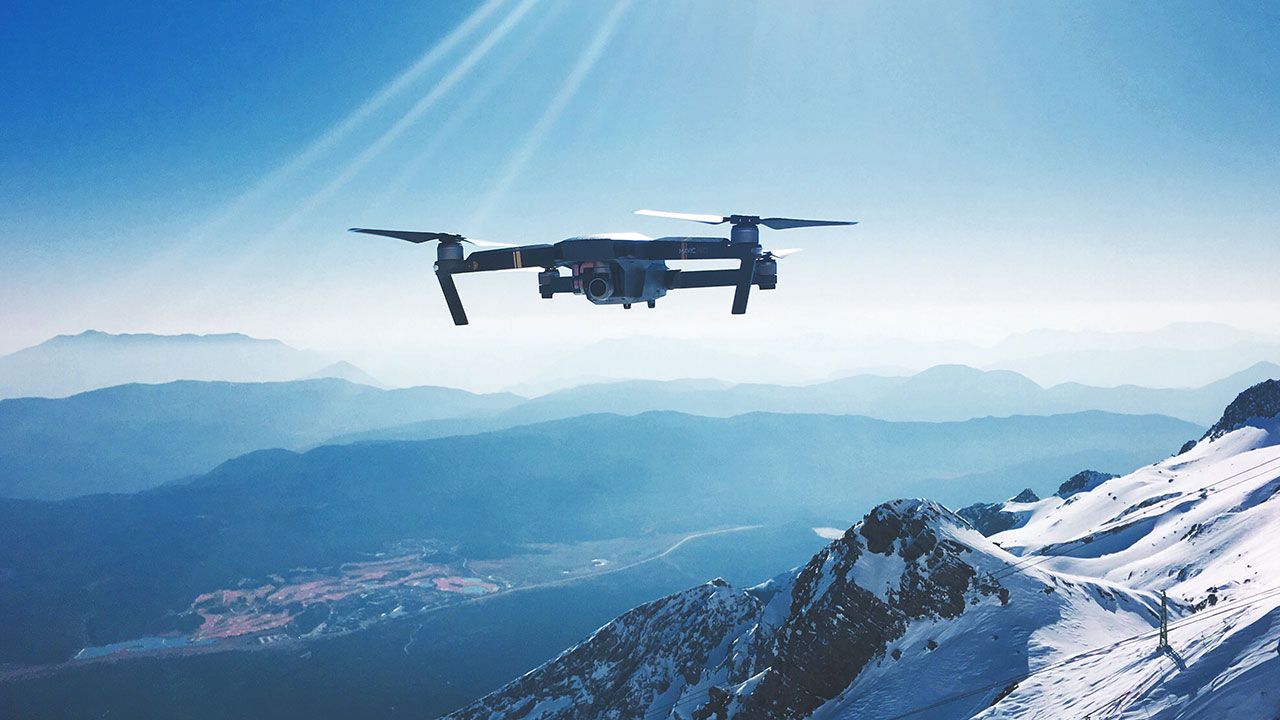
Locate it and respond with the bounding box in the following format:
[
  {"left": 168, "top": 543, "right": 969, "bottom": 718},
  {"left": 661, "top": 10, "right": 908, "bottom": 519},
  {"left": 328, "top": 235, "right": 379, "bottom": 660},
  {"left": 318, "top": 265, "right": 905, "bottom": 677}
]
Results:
[
  {"left": 362, "top": 0, "right": 572, "bottom": 218},
  {"left": 250, "top": 0, "right": 541, "bottom": 253},
  {"left": 468, "top": 0, "right": 637, "bottom": 228},
  {"left": 190, "top": 0, "right": 510, "bottom": 244}
]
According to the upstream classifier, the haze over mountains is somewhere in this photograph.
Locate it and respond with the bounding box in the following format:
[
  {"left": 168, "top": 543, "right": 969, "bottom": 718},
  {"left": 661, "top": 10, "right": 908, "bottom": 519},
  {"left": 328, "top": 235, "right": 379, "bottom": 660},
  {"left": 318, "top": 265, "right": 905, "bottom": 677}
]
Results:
[
  {"left": 0, "top": 379, "right": 522, "bottom": 499},
  {"left": 491, "top": 322, "right": 1280, "bottom": 393},
  {"left": 0, "top": 331, "right": 342, "bottom": 399},
  {"left": 3, "top": 323, "right": 1278, "bottom": 400},
  {"left": 8, "top": 362, "right": 1267, "bottom": 500},
  {"left": 4, "top": 328, "right": 1275, "bottom": 501},
  {"left": 472, "top": 361, "right": 1279, "bottom": 427}
]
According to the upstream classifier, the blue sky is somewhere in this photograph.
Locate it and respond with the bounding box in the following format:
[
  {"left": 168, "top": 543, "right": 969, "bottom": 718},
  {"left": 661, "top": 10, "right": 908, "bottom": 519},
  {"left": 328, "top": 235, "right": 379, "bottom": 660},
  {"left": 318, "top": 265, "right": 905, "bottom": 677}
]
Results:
[{"left": 2, "top": 0, "right": 1278, "bottom": 366}]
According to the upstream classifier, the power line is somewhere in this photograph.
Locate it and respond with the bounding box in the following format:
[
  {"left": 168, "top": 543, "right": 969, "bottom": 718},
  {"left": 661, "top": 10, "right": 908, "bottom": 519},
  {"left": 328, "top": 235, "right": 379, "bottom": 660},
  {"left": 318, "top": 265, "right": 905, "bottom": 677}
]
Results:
[{"left": 879, "top": 583, "right": 1280, "bottom": 720}]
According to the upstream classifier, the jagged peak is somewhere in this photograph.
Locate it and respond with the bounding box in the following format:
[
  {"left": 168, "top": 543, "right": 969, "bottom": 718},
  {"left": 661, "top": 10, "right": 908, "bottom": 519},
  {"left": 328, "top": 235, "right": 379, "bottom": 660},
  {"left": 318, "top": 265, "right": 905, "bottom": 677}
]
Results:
[
  {"left": 855, "top": 498, "right": 968, "bottom": 554},
  {"left": 1203, "top": 379, "right": 1280, "bottom": 441},
  {"left": 1011, "top": 488, "right": 1040, "bottom": 503}
]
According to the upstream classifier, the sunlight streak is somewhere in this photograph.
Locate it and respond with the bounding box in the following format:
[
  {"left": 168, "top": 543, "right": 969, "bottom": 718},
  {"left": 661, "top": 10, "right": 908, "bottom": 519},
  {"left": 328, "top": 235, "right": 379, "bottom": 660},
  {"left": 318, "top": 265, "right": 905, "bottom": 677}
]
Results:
[
  {"left": 83, "top": 0, "right": 514, "bottom": 330},
  {"left": 190, "top": 0, "right": 510, "bottom": 244},
  {"left": 263, "top": 0, "right": 541, "bottom": 243},
  {"left": 468, "top": 0, "right": 636, "bottom": 227},
  {"left": 362, "top": 0, "right": 571, "bottom": 218}
]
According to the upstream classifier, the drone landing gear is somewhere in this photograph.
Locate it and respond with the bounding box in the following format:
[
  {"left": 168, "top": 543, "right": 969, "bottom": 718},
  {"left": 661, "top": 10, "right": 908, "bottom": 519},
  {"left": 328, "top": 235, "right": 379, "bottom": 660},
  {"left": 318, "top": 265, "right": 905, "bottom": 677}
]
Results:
[
  {"left": 730, "top": 256, "right": 756, "bottom": 315},
  {"left": 435, "top": 270, "right": 469, "bottom": 326}
]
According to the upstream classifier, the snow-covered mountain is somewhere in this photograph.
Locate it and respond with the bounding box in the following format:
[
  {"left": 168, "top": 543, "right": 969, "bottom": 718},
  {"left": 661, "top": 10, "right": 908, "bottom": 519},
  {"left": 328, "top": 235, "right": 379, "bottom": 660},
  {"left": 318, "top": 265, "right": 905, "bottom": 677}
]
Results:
[{"left": 444, "top": 381, "right": 1280, "bottom": 720}]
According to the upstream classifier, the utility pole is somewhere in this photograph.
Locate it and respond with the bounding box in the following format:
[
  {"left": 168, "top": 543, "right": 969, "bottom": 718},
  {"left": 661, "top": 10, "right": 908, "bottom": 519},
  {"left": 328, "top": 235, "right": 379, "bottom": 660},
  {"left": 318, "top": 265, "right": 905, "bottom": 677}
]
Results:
[{"left": 1158, "top": 590, "right": 1169, "bottom": 650}]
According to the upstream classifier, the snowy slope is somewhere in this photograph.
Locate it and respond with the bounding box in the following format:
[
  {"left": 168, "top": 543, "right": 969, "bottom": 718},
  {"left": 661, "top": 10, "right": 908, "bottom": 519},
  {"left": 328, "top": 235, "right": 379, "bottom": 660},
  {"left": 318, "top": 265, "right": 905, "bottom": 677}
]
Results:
[
  {"left": 442, "top": 383, "right": 1280, "bottom": 720},
  {"left": 978, "top": 417, "right": 1280, "bottom": 719}
]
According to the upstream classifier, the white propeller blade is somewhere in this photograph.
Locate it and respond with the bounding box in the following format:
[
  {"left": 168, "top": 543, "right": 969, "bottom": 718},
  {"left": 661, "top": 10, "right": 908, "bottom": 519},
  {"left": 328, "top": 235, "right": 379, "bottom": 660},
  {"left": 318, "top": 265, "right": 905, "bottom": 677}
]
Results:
[{"left": 634, "top": 209, "right": 725, "bottom": 224}]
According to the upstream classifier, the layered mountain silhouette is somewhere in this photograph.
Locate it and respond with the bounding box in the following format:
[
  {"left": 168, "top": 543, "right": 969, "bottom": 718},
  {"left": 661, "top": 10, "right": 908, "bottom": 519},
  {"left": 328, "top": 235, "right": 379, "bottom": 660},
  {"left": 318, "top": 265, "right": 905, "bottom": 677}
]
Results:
[{"left": 0, "top": 378, "right": 522, "bottom": 498}]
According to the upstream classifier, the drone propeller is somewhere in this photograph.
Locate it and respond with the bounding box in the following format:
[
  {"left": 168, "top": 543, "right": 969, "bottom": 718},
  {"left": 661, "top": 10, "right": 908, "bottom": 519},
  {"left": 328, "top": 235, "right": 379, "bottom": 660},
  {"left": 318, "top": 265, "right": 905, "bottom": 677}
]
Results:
[
  {"left": 634, "top": 209, "right": 856, "bottom": 230},
  {"left": 767, "top": 248, "right": 803, "bottom": 258},
  {"left": 636, "top": 209, "right": 852, "bottom": 313},
  {"left": 348, "top": 228, "right": 512, "bottom": 247},
  {"left": 349, "top": 227, "right": 516, "bottom": 327}
]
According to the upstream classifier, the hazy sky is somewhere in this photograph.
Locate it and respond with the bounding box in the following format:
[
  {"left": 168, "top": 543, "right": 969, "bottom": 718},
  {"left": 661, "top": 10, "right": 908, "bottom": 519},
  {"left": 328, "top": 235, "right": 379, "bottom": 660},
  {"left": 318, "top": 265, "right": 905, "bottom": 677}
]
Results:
[{"left": 3, "top": 0, "right": 1278, "bottom": 363}]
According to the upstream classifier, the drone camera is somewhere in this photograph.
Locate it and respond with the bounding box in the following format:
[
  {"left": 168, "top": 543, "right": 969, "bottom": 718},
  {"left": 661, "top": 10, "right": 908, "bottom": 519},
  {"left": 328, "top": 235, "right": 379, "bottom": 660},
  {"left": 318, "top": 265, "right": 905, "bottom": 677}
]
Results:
[{"left": 583, "top": 266, "right": 616, "bottom": 301}]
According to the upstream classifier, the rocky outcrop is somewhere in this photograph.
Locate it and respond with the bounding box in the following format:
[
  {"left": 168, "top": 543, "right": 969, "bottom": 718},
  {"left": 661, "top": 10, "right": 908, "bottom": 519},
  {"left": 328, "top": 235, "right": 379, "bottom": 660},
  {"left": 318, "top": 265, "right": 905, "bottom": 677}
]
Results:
[
  {"left": 957, "top": 502, "right": 1020, "bottom": 536},
  {"left": 1203, "top": 379, "right": 1280, "bottom": 440},
  {"left": 1055, "top": 470, "right": 1117, "bottom": 498},
  {"left": 444, "top": 578, "right": 758, "bottom": 720},
  {"left": 957, "top": 488, "right": 1038, "bottom": 536},
  {"left": 717, "top": 500, "right": 1007, "bottom": 720}
]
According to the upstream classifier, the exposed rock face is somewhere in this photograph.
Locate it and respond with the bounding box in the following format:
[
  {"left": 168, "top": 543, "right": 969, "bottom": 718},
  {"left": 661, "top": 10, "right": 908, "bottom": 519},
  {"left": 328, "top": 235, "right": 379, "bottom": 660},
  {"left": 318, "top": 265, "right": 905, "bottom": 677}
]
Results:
[
  {"left": 956, "top": 501, "right": 1019, "bottom": 536},
  {"left": 957, "top": 489, "right": 1037, "bottom": 536},
  {"left": 444, "top": 500, "right": 1009, "bottom": 720},
  {"left": 1010, "top": 488, "right": 1039, "bottom": 503},
  {"left": 444, "top": 578, "right": 758, "bottom": 720},
  {"left": 1055, "top": 470, "right": 1117, "bottom": 498},
  {"left": 1203, "top": 378, "right": 1280, "bottom": 440},
  {"left": 717, "top": 501, "right": 1007, "bottom": 720}
]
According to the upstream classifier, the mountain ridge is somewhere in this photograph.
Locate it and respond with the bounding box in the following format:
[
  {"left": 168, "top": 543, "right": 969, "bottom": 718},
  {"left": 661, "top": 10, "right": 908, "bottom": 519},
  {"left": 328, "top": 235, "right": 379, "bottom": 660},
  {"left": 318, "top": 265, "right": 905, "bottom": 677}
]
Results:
[
  {"left": 0, "top": 378, "right": 524, "bottom": 499},
  {"left": 0, "top": 330, "right": 335, "bottom": 399}
]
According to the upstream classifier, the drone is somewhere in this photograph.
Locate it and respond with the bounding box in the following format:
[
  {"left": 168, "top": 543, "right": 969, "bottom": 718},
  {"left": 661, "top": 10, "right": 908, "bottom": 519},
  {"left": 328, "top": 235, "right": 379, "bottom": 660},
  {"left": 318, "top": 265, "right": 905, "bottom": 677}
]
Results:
[{"left": 350, "top": 209, "right": 856, "bottom": 325}]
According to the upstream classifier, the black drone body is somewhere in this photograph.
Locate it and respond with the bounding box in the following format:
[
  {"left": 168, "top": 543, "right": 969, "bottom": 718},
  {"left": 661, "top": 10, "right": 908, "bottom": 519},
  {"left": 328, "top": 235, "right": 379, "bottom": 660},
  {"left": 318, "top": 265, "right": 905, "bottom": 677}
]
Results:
[{"left": 350, "top": 209, "right": 856, "bottom": 325}]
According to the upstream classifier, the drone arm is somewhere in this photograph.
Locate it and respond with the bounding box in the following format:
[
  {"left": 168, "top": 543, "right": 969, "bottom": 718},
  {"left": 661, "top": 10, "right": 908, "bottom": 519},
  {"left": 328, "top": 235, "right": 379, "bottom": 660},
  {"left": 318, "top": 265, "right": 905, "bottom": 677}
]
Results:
[
  {"left": 435, "top": 268, "right": 469, "bottom": 326},
  {"left": 668, "top": 269, "right": 738, "bottom": 288},
  {"left": 450, "top": 244, "right": 557, "bottom": 273}
]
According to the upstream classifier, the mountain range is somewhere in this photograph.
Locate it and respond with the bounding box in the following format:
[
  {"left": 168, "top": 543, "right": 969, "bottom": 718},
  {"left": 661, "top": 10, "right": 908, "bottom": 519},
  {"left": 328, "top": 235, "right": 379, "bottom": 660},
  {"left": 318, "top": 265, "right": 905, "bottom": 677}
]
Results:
[
  {"left": 333, "top": 362, "right": 1276, "bottom": 447},
  {"left": 491, "top": 322, "right": 1280, "bottom": 392},
  {"left": 493, "top": 361, "right": 1278, "bottom": 426},
  {"left": 447, "top": 382, "right": 1280, "bottom": 719},
  {"left": 0, "top": 409, "right": 1199, "bottom": 664},
  {"left": 0, "top": 378, "right": 521, "bottom": 499},
  {"left": 10, "top": 348, "right": 1273, "bottom": 500}
]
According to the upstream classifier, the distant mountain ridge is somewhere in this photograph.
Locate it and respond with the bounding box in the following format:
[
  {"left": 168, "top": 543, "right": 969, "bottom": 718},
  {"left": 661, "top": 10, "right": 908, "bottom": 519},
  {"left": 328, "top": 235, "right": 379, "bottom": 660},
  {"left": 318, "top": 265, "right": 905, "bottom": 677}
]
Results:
[
  {"left": 0, "top": 330, "right": 347, "bottom": 399},
  {"left": 332, "top": 362, "right": 1275, "bottom": 447},
  {"left": 491, "top": 322, "right": 1280, "bottom": 392},
  {"left": 299, "top": 360, "right": 385, "bottom": 387},
  {"left": 0, "top": 378, "right": 523, "bottom": 499}
]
